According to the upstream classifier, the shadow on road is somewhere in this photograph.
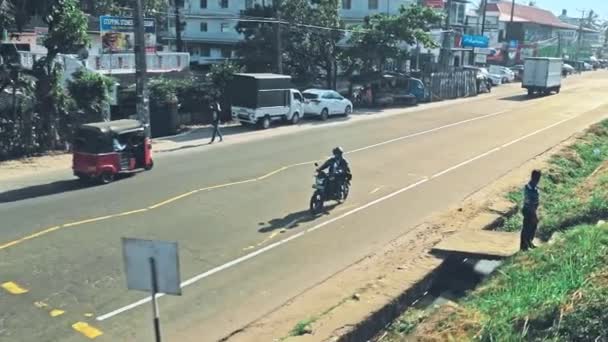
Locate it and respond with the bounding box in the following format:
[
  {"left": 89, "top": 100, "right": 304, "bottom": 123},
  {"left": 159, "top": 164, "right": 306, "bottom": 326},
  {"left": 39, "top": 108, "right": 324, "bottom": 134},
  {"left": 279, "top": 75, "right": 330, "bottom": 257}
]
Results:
[
  {"left": 499, "top": 94, "right": 533, "bottom": 101},
  {"left": 258, "top": 203, "right": 340, "bottom": 233},
  {"left": 0, "top": 179, "right": 91, "bottom": 203}
]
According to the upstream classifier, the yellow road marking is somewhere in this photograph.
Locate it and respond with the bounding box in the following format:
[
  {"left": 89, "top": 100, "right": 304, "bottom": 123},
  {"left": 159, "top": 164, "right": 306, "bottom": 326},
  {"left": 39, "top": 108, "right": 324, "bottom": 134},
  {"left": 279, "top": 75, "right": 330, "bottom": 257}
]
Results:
[
  {"left": 50, "top": 309, "right": 65, "bottom": 317},
  {"left": 34, "top": 301, "right": 48, "bottom": 308},
  {"left": 72, "top": 322, "right": 103, "bottom": 339},
  {"left": 0, "top": 226, "right": 61, "bottom": 250},
  {"left": 62, "top": 215, "right": 115, "bottom": 228},
  {"left": 1, "top": 281, "right": 28, "bottom": 294},
  {"left": 148, "top": 190, "right": 200, "bottom": 209},
  {"left": 0, "top": 162, "right": 315, "bottom": 251}
]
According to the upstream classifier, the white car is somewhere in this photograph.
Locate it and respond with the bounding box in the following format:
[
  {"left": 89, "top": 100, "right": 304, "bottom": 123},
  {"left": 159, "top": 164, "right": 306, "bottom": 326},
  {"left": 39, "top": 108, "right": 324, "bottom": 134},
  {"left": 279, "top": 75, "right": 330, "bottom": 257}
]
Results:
[
  {"left": 302, "top": 89, "right": 353, "bottom": 120},
  {"left": 489, "top": 65, "right": 516, "bottom": 83},
  {"left": 479, "top": 67, "right": 503, "bottom": 86}
]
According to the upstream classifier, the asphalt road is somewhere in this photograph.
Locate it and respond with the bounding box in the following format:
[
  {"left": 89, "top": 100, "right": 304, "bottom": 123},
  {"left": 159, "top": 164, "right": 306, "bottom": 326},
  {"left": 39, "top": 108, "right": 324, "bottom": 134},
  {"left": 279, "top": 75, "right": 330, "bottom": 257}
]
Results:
[{"left": 2, "top": 73, "right": 608, "bottom": 342}]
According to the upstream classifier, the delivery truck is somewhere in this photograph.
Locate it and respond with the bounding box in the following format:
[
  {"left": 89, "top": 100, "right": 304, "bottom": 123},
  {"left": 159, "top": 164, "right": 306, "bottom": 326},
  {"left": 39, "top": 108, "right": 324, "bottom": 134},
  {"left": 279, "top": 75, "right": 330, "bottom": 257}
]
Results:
[
  {"left": 228, "top": 73, "right": 304, "bottom": 129},
  {"left": 522, "top": 57, "right": 563, "bottom": 96}
]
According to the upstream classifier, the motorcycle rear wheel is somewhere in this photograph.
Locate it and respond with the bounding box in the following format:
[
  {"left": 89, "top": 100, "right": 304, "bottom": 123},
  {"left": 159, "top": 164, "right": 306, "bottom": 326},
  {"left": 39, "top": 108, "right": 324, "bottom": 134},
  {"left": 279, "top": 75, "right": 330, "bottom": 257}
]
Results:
[{"left": 310, "top": 191, "right": 324, "bottom": 215}]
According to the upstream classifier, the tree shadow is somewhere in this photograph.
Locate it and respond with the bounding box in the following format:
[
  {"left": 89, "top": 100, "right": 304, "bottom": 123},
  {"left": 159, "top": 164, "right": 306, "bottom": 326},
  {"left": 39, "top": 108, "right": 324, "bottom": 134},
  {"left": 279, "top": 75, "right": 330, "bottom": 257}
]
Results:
[
  {"left": 258, "top": 203, "right": 340, "bottom": 233},
  {"left": 0, "top": 179, "right": 91, "bottom": 203}
]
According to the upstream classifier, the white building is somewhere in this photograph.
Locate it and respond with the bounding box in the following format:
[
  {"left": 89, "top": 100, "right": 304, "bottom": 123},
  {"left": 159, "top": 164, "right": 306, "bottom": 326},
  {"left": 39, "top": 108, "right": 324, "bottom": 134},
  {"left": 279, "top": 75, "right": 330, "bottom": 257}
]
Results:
[{"left": 166, "top": 0, "right": 416, "bottom": 66}]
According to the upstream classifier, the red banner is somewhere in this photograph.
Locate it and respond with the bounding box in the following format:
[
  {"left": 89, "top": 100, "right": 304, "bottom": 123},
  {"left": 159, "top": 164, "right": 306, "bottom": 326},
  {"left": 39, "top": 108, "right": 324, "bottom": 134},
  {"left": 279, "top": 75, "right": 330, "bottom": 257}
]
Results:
[{"left": 425, "top": 0, "right": 444, "bottom": 8}]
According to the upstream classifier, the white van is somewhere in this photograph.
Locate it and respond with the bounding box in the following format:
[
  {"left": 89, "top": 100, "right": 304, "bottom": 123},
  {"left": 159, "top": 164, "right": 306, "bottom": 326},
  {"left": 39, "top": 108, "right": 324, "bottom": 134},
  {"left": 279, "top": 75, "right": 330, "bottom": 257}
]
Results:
[{"left": 229, "top": 73, "right": 304, "bottom": 129}]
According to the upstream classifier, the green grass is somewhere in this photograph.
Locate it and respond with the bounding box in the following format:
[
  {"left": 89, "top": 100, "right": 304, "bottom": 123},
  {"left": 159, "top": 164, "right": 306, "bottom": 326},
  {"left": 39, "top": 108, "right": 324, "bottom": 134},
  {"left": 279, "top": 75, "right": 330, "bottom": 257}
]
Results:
[
  {"left": 464, "top": 225, "right": 608, "bottom": 341},
  {"left": 499, "top": 120, "right": 608, "bottom": 239},
  {"left": 290, "top": 318, "right": 315, "bottom": 336}
]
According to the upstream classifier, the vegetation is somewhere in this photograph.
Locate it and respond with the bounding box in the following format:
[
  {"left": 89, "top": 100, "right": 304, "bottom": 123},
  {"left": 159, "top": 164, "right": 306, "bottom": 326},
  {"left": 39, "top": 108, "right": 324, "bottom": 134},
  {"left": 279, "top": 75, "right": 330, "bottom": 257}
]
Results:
[
  {"left": 236, "top": 2, "right": 440, "bottom": 89},
  {"left": 67, "top": 69, "right": 114, "bottom": 123},
  {"left": 380, "top": 120, "right": 608, "bottom": 342},
  {"left": 420, "top": 224, "right": 608, "bottom": 341},
  {"left": 502, "top": 120, "right": 608, "bottom": 239}
]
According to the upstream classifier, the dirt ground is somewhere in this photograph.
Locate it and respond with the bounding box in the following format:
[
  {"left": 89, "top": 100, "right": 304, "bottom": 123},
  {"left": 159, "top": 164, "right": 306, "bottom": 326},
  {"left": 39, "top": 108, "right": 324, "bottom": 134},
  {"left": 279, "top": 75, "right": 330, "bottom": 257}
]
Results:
[{"left": 226, "top": 128, "right": 584, "bottom": 342}]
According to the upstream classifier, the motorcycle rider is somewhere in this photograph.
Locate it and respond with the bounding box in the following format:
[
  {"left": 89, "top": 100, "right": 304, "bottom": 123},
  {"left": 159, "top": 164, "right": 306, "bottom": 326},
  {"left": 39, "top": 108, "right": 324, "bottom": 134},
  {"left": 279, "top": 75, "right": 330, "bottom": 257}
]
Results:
[{"left": 317, "top": 147, "right": 351, "bottom": 198}]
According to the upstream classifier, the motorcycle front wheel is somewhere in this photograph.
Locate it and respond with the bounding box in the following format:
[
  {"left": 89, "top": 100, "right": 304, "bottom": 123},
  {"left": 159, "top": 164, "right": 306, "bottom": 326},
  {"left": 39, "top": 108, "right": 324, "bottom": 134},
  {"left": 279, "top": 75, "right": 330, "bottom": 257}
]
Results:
[
  {"left": 310, "top": 191, "right": 325, "bottom": 215},
  {"left": 340, "top": 183, "right": 350, "bottom": 202}
]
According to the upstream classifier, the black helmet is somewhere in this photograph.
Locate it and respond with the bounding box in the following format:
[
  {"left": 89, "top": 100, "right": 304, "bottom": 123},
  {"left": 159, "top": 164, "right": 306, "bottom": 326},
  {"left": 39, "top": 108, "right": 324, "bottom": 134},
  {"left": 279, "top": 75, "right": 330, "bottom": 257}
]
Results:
[{"left": 333, "top": 146, "right": 344, "bottom": 156}]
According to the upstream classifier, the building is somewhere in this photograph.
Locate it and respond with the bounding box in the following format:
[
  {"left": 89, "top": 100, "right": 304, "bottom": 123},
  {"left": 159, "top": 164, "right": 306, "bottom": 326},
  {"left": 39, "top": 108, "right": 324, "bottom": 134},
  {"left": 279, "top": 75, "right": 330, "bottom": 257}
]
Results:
[
  {"left": 558, "top": 9, "right": 603, "bottom": 48},
  {"left": 463, "top": 1, "right": 605, "bottom": 64},
  {"left": 165, "top": 0, "right": 417, "bottom": 66}
]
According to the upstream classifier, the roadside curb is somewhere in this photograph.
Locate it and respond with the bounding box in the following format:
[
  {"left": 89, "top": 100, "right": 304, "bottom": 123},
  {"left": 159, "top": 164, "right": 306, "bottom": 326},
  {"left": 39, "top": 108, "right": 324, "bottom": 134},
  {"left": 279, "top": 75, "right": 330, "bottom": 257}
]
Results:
[{"left": 320, "top": 209, "right": 517, "bottom": 342}]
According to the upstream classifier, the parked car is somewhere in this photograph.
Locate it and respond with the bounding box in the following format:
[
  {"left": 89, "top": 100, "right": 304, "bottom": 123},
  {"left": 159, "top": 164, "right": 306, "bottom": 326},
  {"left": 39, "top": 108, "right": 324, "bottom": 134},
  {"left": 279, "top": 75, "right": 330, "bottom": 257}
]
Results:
[
  {"left": 303, "top": 89, "right": 353, "bottom": 120},
  {"left": 562, "top": 63, "right": 575, "bottom": 76},
  {"left": 583, "top": 62, "right": 593, "bottom": 71},
  {"left": 479, "top": 67, "right": 503, "bottom": 86},
  {"left": 510, "top": 65, "right": 525, "bottom": 81},
  {"left": 489, "top": 65, "right": 516, "bottom": 83}
]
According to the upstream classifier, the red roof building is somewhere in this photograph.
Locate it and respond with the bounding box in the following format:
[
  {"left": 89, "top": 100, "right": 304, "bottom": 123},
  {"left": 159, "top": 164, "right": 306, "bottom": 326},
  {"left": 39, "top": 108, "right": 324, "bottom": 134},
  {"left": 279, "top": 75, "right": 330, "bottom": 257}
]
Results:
[{"left": 486, "top": 1, "right": 578, "bottom": 30}]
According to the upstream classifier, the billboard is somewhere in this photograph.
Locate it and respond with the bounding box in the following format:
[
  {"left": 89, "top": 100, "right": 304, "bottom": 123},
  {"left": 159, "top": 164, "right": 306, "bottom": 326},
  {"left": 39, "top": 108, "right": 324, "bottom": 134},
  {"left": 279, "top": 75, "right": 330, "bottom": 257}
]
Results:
[
  {"left": 462, "top": 35, "right": 490, "bottom": 48},
  {"left": 425, "top": 0, "right": 444, "bottom": 8},
  {"left": 100, "top": 16, "right": 156, "bottom": 53}
]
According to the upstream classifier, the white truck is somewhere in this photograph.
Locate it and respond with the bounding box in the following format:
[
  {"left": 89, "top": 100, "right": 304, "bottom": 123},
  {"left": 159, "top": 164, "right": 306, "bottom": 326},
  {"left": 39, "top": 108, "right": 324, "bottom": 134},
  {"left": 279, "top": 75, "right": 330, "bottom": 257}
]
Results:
[
  {"left": 522, "top": 57, "right": 563, "bottom": 96},
  {"left": 229, "top": 73, "right": 304, "bottom": 129}
]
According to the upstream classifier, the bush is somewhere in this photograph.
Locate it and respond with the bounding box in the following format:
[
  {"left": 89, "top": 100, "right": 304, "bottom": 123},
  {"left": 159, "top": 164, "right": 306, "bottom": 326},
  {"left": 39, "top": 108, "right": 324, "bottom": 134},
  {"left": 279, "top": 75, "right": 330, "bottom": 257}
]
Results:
[{"left": 67, "top": 69, "right": 114, "bottom": 123}]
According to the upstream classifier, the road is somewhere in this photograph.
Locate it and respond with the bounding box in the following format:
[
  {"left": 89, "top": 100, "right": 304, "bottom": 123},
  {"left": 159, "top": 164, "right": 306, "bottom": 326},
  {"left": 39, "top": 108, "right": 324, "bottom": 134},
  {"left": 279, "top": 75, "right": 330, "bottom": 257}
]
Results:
[{"left": 1, "top": 73, "right": 608, "bottom": 342}]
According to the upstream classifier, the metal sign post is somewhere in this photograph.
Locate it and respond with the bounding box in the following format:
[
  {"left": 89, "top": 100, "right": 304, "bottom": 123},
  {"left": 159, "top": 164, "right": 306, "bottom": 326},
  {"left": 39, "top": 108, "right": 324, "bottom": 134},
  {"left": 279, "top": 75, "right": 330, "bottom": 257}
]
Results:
[
  {"left": 149, "top": 257, "right": 161, "bottom": 342},
  {"left": 122, "top": 238, "right": 181, "bottom": 342}
]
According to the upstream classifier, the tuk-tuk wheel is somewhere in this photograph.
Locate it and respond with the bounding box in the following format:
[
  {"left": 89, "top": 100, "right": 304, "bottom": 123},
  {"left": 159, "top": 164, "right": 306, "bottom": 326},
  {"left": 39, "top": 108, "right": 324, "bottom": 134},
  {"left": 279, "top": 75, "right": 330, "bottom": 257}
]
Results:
[
  {"left": 99, "top": 171, "right": 115, "bottom": 184},
  {"left": 145, "top": 159, "right": 154, "bottom": 171}
]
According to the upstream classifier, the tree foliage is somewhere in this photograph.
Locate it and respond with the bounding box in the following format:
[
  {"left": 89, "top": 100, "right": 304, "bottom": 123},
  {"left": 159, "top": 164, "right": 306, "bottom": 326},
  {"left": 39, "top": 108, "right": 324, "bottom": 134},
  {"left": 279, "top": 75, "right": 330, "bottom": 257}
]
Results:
[
  {"left": 345, "top": 5, "right": 443, "bottom": 74},
  {"left": 67, "top": 69, "right": 114, "bottom": 122}
]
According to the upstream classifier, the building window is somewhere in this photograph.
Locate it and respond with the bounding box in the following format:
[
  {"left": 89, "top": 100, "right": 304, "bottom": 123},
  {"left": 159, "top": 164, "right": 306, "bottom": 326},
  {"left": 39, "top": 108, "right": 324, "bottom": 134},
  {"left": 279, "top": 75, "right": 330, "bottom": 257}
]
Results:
[
  {"left": 221, "top": 23, "right": 230, "bottom": 32},
  {"left": 169, "top": 18, "right": 175, "bottom": 27},
  {"left": 219, "top": 0, "right": 228, "bottom": 8},
  {"left": 221, "top": 48, "right": 232, "bottom": 58},
  {"left": 200, "top": 22, "right": 208, "bottom": 32},
  {"left": 368, "top": 0, "right": 378, "bottom": 10},
  {"left": 342, "top": 0, "right": 351, "bottom": 10},
  {"left": 201, "top": 46, "right": 210, "bottom": 57},
  {"left": 246, "top": 0, "right": 254, "bottom": 8},
  {"left": 200, "top": 0, "right": 207, "bottom": 8}
]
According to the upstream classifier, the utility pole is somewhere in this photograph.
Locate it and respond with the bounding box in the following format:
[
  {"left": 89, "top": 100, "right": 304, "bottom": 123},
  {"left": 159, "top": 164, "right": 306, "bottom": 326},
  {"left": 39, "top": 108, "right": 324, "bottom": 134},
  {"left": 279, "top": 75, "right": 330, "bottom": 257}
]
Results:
[
  {"left": 504, "top": 0, "right": 516, "bottom": 66},
  {"left": 576, "top": 9, "right": 585, "bottom": 68},
  {"left": 275, "top": 0, "right": 283, "bottom": 74},
  {"left": 440, "top": 0, "right": 453, "bottom": 69},
  {"left": 480, "top": 0, "right": 487, "bottom": 35},
  {"left": 134, "top": 0, "right": 150, "bottom": 136},
  {"left": 174, "top": 0, "right": 183, "bottom": 52}
]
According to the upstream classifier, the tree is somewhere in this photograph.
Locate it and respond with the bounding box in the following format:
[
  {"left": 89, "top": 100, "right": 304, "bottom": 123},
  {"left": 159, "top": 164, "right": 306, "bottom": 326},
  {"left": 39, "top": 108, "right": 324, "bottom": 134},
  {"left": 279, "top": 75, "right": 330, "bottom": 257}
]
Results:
[
  {"left": 67, "top": 69, "right": 114, "bottom": 123},
  {"left": 346, "top": 5, "right": 442, "bottom": 74},
  {"left": 235, "top": 4, "right": 278, "bottom": 73},
  {"left": 33, "top": 0, "right": 90, "bottom": 149},
  {"left": 79, "top": 0, "right": 168, "bottom": 16}
]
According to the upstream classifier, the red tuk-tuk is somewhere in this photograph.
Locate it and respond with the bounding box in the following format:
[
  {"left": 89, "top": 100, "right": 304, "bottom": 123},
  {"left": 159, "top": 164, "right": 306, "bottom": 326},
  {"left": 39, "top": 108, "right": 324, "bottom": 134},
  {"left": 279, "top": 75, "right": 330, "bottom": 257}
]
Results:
[{"left": 72, "top": 120, "right": 153, "bottom": 184}]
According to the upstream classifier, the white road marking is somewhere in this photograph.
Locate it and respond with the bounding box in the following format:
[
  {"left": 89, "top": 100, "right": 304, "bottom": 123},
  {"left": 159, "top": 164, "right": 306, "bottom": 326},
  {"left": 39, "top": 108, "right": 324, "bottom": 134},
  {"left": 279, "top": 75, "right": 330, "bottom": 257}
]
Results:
[
  {"left": 370, "top": 187, "right": 382, "bottom": 194},
  {"left": 97, "top": 114, "right": 578, "bottom": 322},
  {"left": 347, "top": 110, "right": 509, "bottom": 155}
]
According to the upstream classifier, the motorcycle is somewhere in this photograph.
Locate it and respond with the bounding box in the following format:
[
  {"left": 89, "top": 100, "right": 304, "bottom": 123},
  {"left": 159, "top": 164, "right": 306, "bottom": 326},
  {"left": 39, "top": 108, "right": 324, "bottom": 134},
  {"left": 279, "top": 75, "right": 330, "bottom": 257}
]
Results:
[{"left": 309, "top": 163, "right": 351, "bottom": 215}]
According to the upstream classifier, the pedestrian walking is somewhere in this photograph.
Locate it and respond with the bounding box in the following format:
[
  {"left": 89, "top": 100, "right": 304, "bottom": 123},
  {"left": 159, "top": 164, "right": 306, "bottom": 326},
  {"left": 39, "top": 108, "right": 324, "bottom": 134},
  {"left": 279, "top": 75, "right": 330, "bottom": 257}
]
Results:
[
  {"left": 521, "top": 169, "right": 541, "bottom": 251},
  {"left": 209, "top": 101, "right": 223, "bottom": 144}
]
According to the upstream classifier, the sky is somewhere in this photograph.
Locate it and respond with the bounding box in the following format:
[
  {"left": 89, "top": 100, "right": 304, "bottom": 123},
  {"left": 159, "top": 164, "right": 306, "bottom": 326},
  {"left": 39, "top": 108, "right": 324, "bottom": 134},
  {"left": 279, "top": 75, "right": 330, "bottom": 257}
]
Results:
[{"left": 529, "top": 0, "right": 608, "bottom": 20}]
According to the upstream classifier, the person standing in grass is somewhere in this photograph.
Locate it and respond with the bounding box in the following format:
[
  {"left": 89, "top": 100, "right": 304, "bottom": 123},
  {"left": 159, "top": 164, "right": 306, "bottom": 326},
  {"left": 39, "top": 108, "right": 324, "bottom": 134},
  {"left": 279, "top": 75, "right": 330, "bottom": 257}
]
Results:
[{"left": 521, "top": 170, "right": 541, "bottom": 251}]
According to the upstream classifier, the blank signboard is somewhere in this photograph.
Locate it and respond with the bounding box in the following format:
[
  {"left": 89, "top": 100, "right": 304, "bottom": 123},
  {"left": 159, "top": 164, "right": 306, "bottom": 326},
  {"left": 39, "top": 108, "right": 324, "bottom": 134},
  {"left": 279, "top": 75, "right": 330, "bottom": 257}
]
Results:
[{"left": 122, "top": 238, "right": 182, "bottom": 296}]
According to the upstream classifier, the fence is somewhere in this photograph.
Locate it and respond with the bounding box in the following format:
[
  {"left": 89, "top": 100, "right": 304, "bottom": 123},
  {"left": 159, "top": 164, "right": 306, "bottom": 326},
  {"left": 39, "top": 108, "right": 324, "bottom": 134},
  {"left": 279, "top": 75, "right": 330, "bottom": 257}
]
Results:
[{"left": 424, "top": 70, "right": 477, "bottom": 102}]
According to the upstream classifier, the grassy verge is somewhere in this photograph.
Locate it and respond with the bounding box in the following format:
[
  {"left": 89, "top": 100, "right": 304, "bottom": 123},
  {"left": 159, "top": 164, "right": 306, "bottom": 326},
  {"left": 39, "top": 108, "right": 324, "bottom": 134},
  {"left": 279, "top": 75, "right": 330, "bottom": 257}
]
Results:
[
  {"left": 419, "top": 224, "right": 608, "bottom": 341},
  {"left": 501, "top": 120, "right": 608, "bottom": 239},
  {"left": 383, "top": 120, "right": 608, "bottom": 341}
]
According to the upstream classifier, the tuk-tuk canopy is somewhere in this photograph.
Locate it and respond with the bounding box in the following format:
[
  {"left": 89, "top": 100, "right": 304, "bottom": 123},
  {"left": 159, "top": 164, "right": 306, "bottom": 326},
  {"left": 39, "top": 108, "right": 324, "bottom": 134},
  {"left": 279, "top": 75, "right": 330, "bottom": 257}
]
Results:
[{"left": 79, "top": 120, "right": 144, "bottom": 136}]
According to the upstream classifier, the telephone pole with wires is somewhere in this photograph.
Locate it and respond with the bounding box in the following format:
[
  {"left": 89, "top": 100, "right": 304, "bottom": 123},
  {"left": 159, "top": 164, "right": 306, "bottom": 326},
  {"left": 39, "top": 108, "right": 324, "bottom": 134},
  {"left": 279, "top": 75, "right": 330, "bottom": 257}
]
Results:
[
  {"left": 275, "top": 0, "right": 283, "bottom": 74},
  {"left": 133, "top": 0, "right": 150, "bottom": 136}
]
